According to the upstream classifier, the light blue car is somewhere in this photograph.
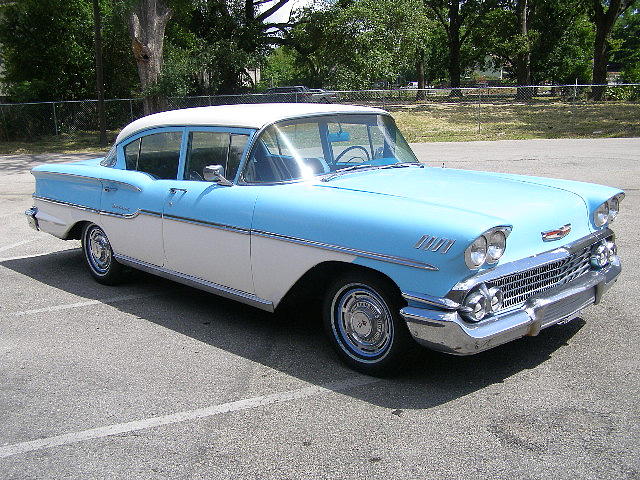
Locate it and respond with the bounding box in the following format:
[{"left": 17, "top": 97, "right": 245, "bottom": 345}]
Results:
[{"left": 26, "top": 104, "right": 623, "bottom": 374}]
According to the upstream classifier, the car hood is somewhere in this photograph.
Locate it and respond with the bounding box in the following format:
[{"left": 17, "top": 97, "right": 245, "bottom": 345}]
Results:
[{"left": 313, "top": 166, "right": 618, "bottom": 262}]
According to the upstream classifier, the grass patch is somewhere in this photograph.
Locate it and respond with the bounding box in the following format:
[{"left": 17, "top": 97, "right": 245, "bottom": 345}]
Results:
[
  {"left": 0, "top": 131, "right": 114, "bottom": 155},
  {"left": 391, "top": 101, "right": 640, "bottom": 142},
  {"left": 0, "top": 102, "right": 638, "bottom": 154}
]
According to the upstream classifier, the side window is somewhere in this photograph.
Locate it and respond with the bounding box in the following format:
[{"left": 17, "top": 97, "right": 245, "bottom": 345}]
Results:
[
  {"left": 130, "top": 131, "right": 182, "bottom": 180},
  {"left": 100, "top": 144, "right": 117, "bottom": 167},
  {"left": 228, "top": 134, "right": 249, "bottom": 181},
  {"left": 184, "top": 132, "right": 249, "bottom": 182},
  {"left": 185, "top": 132, "right": 229, "bottom": 181},
  {"left": 124, "top": 138, "right": 140, "bottom": 170}
]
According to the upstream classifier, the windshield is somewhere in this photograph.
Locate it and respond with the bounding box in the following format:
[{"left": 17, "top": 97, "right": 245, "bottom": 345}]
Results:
[{"left": 241, "top": 114, "right": 419, "bottom": 183}]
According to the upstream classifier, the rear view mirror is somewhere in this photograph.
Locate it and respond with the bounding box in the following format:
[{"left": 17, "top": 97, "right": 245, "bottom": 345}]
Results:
[{"left": 328, "top": 131, "right": 350, "bottom": 142}]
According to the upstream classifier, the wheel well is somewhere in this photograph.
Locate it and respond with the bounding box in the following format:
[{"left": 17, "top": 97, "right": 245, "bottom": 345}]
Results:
[
  {"left": 65, "top": 221, "right": 90, "bottom": 240},
  {"left": 276, "top": 261, "right": 403, "bottom": 312}
]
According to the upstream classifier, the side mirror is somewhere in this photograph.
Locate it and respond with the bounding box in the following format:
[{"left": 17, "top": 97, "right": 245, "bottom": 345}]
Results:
[{"left": 203, "top": 165, "right": 233, "bottom": 186}]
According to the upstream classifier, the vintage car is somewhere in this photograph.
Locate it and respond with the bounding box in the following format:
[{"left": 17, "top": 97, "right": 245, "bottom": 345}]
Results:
[{"left": 26, "top": 103, "right": 623, "bottom": 374}]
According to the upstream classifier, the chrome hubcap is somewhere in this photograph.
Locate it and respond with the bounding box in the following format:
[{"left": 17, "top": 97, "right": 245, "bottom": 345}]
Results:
[
  {"left": 87, "top": 227, "right": 112, "bottom": 274},
  {"left": 332, "top": 284, "right": 393, "bottom": 359}
]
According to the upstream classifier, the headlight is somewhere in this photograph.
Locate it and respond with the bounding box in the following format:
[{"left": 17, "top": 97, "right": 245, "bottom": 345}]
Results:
[
  {"left": 594, "top": 193, "right": 624, "bottom": 227},
  {"left": 465, "top": 235, "right": 487, "bottom": 269},
  {"left": 460, "top": 284, "right": 504, "bottom": 322},
  {"left": 607, "top": 193, "right": 624, "bottom": 221},
  {"left": 486, "top": 230, "right": 506, "bottom": 264},
  {"left": 464, "top": 227, "right": 510, "bottom": 270},
  {"left": 594, "top": 202, "right": 609, "bottom": 227}
]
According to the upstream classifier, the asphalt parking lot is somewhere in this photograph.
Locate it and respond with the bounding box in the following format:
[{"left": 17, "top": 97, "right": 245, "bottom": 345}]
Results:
[{"left": 1, "top": 138, "right": 639, "bottom": 479}]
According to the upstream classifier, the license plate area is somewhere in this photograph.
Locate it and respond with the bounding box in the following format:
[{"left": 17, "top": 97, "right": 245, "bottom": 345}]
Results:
[{"left": 539, "top": 287, "right": 595, "bottom": 328}]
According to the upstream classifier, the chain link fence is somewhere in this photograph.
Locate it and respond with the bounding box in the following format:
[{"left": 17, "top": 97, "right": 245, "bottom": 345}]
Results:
[{"left": 1, "top": 84, "right": 639, "bottom": 143}]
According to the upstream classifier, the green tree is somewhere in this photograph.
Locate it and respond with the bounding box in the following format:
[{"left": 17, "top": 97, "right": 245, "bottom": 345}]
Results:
[
  {"left": 423, "top": 0, "right": 498, "bottom": 89},
  {"left": 611, "top": 6, "right": 640, "bottom": 82},
  {"left": 0, "top": 0, "right": 138, "bottom": 102},
  {"left": 280, "top": 0, "right": 433, "bottom": 90},
  {"left": 586, "top": 0, "right": 637, "bottom": 99},
  {"left": 481, "top": 0, "right": 593, "bottom": 85}
]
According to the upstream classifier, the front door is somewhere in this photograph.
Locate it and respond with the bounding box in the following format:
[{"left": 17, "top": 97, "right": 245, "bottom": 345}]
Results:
[{"left": 161, "top": 129, "right": 256, "bottom": 294}]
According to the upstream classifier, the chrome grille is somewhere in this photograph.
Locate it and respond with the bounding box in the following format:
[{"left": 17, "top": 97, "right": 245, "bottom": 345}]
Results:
[{"left": 487, "top": 246, "right": 592, "bottom": 309}]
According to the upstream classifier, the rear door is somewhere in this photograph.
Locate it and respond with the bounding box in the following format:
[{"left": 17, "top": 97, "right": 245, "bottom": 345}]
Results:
[{"left": 100, "top": 128, "right": 184, "bottom": 267}]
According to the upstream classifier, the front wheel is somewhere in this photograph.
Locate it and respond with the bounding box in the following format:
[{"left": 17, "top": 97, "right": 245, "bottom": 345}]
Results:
[
  {"left": 81, "top": 223, "right": 126, "bottom": 285},
  {"left": 323, "top": 272, "right": 414, "bottom": 375}
]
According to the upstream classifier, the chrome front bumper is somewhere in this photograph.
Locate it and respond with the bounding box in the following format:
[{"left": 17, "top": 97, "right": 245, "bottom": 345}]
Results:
[
  {"left": 25, "top": 206, "right": 39, "bottom": 230},
  {"left": 401, "top": 257, "right": 621, "bottom": 355}
]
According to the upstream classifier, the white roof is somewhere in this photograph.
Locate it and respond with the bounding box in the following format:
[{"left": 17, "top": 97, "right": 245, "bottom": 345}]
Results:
[{"left": 116, "top": 103, "right": 387, "bottom": 143}]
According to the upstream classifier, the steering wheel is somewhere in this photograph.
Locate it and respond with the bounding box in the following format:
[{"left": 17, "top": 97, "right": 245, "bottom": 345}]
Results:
[{"left": 335, "top": 145, "right": 371, "bottom": 164}]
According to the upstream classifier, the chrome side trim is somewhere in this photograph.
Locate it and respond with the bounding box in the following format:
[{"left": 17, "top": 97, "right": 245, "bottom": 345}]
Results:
[
  {"left": 33, "top": 171, "right": 143, "bottom": 192},
  {"left": 252, "top": 230, "right": 439, "bottom": 271},
  {"left": 33, "top": 195, "right": 161, "bottom": 219},
  {"left": 402, "top": 291, "right": 459, "bottom": 310},
  {"left": 162, "top": 213, "right": 250, "bottom": 235},
  {"left": 446, "top": 228, "right": 614, "bottom": 304},
  {"left": 35, "top": 195, "right": 438, "bottom": 271},
  {"left": 114, "top": 254, "right": 274, "bottom": 312}
]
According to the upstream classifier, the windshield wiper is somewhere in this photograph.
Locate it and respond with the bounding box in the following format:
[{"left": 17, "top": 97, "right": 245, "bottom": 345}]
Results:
[
  {"left": 320, "top": 164, "right": 379, "bottom": 182},
  {"left": 320, "top": 162, "right": 424, "bottom": 182},
  {"left": 378, "top": 162, "right": 425, "bottom": 170}
]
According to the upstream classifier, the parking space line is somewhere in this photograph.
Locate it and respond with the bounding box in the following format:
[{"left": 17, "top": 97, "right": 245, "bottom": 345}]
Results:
[
  {"left": 0, "top": 376, "right": 377, "bottom": 459},
  {"left": 11, "top": 293, "right": 161, "bottom": 316},
  {"left": 0, "top": 248, "right": 80, "bottom": 263},
  {"left": 0, "top": 239, "right": 37, "bottom": 254}
]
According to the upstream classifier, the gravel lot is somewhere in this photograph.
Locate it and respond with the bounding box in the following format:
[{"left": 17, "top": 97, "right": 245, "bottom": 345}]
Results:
[{"left": 1, "top": 138, "right": 638, "bottom": 479}]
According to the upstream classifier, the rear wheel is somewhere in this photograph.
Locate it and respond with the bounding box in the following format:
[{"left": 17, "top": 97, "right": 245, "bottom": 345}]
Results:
[
  {"left": 81, "top": 223, "right": 126, "bottom": 285},
  {"left": 323, "top": 271, "right": 413, "bottom": 375}
]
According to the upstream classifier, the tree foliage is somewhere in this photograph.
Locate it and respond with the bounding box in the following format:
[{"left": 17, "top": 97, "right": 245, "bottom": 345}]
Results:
[
  {"left": 262, "top": 0, "right": 436, "bottom": 89},
  {"left": 0, "top": 0, "right": 137, "bottom": 101}
]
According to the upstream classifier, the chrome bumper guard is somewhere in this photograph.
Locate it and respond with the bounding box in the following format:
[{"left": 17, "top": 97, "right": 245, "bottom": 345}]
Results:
[
  {"left": 401, "top": 257, "right": 621, "bottom": 355},
  {"left": 25, "top": 206, "right": 39, "bottom": 231}
]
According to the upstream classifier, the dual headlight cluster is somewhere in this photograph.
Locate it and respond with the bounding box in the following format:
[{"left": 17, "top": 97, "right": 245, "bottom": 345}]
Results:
[
  {"left": 590, "top": 239, "right": 617, "bottom": 269},
  {"left": 464, "top": 227, "right": 511, "bottom": 270},
  {"left": 594, "top": 194, "right": 624, "bottom": 227},
  {"left": 460, "top": 284, "right": 504, "bottom": 322}
]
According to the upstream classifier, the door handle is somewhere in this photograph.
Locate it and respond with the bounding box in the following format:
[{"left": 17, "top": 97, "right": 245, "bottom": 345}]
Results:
[
  {"left": 169, "top": 188, "right": 187, "bottom": 194},
  {"left": 103, "top": 186, "right": 118, "bottom": 192}
]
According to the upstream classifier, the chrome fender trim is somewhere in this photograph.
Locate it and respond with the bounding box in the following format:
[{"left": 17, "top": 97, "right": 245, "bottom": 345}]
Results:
[
  {"left": 114, "top": 254, "right": 275, "bottom": 312},
  {"left": 251, "top": 230, "right": 439, "bottom": 271}
]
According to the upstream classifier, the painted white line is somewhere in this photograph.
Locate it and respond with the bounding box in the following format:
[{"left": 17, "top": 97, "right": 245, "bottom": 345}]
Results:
[
  {"left": 0, "top": 248, "right": 80, "bottom": 263},
  {"left": 0, "top": 376, "right": 376, "bottom": 459},
  {"left": 11, "top": 293, "right": 160, "bottom": 316},
  {"left": 0, "top": 239, "right": 36, "bottom": 254}
]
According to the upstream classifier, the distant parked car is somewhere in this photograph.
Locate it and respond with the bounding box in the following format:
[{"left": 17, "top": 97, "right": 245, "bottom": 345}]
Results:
[
  {"left": 26, "top": 103, "right": 623, "bottom": 374},
  {"left": 265, "top": 86, "right": 334, "bottom": 103}
]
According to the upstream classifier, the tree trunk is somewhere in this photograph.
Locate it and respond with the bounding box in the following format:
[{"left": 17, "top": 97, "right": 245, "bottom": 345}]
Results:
[
  {"left": 515, "top": 0, "right": 533, "bottom": 100},
  {"left": 589, "top": 0, "right": 627, "bottom": 101},
  {"left": 448, "top": 0, "right": 463, "bottom": 96},
  {"left": 129, "top": 0, "right": 172, "bottom": 115},
  {"left": 416, "top": 47, "right": 426, "bottom": 101},
  {"left": 93, "top": 0, "right": 107, "bottom": 145}
]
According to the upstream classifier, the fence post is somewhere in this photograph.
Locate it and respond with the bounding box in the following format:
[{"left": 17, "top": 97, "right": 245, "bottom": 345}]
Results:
[
  {"left": 129, "top": 99, "right": 134, "bottom": 121},
  {"left": 477, "top": 88, "right": 482, "bottom": 134},
  {"left": 52, "top": 102, "right": 59, "bottom": 136}
]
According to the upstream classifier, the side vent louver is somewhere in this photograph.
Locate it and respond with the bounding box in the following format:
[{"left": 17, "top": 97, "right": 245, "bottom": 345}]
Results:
[{"left": 414, "top": 235, "right": 455, "bottom": 254}]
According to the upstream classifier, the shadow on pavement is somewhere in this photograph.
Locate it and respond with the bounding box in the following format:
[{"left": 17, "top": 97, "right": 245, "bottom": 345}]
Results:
[{"left": 2, "top": 249, "right": 585, "bottom": 410}]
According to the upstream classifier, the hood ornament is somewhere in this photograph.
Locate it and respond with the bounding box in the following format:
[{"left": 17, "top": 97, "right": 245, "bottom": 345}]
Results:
[{"left": 541, "top": 224, "right": 571, "bottom": 242}]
